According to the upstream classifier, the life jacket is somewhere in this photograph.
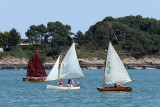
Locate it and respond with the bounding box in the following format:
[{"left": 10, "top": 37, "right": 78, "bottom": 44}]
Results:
[
  {"left": 68, "top": 79, "right": 72, "bottom": 84},
  {"left": 58, "top": 81, "right": 64, "bottom": 86},
  {"left": 117, "top": 83, "right": 122, "bottom": 87},
  {"left": 61, "top": 81, "right": 64, "bottom": 85}
]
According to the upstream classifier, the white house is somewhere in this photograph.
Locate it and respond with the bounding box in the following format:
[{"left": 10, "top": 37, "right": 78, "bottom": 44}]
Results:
[{"left": 0, "top": 48, "right": 3, "bottom": 52}]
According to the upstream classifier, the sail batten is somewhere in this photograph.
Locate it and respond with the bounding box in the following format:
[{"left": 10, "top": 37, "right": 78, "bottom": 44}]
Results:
[{"left": 104, "top": 42, "right": 132, "bottom": 84}]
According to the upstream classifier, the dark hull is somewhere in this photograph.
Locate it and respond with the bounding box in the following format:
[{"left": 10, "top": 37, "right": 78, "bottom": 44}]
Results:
[
  {"left": 97, "top": 87, "right": 132, "bottom": 92},
  {"left": 23, "top": 77, "right": 46, "bottom": 82}
]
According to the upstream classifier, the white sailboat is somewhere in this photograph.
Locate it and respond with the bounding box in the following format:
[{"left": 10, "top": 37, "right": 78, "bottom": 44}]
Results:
[
  {"left": 46, "top": 42, "right": 85, "bottom": 90},
  {"left": 97, "top": 42, "right": 132, "bottom": 91}
]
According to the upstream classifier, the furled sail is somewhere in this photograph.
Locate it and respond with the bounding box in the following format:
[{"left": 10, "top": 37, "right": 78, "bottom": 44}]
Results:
[
  {"left": 46, "top": 56, "right": 60, "bottom": 81},
  {"left": 104, "top": 42, "right": 132, "bottom": 84},
  {"left": 27, "top": 50, "right": 47, "bottom": 77},
  {"left": 59, "top": 43, "right": 84, "bottom": 79}
]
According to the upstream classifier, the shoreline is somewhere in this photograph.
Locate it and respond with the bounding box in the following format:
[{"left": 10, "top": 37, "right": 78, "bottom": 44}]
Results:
[
  {"left": 1, "top": 57, "right": 160, "bottom": 70},
  {"left": 0, "top": 63, "right": 160, "bottom": 70}
]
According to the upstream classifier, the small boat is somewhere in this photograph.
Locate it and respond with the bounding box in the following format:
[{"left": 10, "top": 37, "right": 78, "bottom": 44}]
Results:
[
  {"left": 97, "top": 86, "right": 132, "bottom": 92},
  {"left": 23, "top": 50, "right": 47, "bottom": 82},
  {"left": 46, "top": 42, "right": 85, "bottom": 90},
  {"left": 97, "top": 42, "right": 132, "bottom": 92}
]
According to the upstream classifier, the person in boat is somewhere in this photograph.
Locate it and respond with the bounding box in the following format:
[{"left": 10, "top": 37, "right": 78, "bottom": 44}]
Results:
[
  {"left": 114, "top": 83, "right": 122, "bottom": 88},
  {"left": 68, "top": 79, "right": 74, "bottom": 87},
  {"left": 43, "top": 76, "right": 46, "bottom": 79},
  {"left": 58, "top": 80, "right": 65, "bottom": 86},
  {"left": 76, "top": 82, "right": 80, "bottom": 86}
]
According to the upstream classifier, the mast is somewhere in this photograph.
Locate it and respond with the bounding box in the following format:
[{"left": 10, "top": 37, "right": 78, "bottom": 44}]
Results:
[
  {"left": 58, "top": 53, "right": 63, "bottom": 84},
  {"left": 104, "top": 41, "right": 111, "bottom": 86},
  {"left": 57, "top": 42, "right": 74, "bottom": 83},
  {"left": 104, "top": 41, "right": 132, "bottom": 84},
  {"left": 104, "top": 47, "right": 108, "bottom": 87}
]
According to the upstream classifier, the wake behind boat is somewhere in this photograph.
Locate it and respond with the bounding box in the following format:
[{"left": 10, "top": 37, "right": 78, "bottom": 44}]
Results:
[
  {"left": 46, "top": 42, "right": 85, "bottom": 90},
  {"left": 23, "top": 50, "right": 47, "bottom": 82},
  {"left": 97, "top": 42, "right": 132, "bottom": 92}
]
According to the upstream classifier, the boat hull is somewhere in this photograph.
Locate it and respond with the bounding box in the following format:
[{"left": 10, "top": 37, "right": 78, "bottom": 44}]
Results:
[
  {"left": 23, "top": 77, "right": 46, "bottom": 82},
  {"left": 47, "top": 84, "right": 81, "bottom": 90},
  {"left": 97, "top": 87, "right": 132, "bottom": 92}
]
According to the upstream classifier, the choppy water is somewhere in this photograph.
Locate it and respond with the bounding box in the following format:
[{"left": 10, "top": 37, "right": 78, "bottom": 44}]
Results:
[{"left": 0, "top": 69, "right": 160, "bottom": 107}]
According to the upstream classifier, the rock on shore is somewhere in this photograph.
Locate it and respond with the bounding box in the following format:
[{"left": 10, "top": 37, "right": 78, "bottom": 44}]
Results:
[
  {"left": 0, "top": 57, "right": 28, "bottom": 64},
  {"left": 0, "top": 57, "right": 160, "bottom": 69},
  {"left": 122, "top": 57, "right": 160, "bottom": 65},
  {"left": 79, "top": 57, "right": 160, "bottom": 65}
]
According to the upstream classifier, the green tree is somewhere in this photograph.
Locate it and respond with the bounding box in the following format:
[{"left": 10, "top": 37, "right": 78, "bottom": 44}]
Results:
[
  {"left": 0, "top": 31, "right": 9, "bottom": 50},
  {"left": 74, "top": 31, "right": 85, "bottom": 45},
  {"left": 37, "top": 24, "right": 48, "bottom": 44},
  {"left": 47, "top": 21, "right": 73, "bottom": 53},
  {"left": 82, "top": 15, "right": 160, "bottom": 58},
  {"left": 25, "top": 25, "right": 39, "bottom": 44},
  {"left": 8, "top": 28, "right": 21, "bottom": 48}
]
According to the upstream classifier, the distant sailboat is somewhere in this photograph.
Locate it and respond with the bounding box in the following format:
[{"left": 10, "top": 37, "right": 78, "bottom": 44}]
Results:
[
  {"left": 23, "top": 50, "right": 47, "bottom": 81},
  {"left": 97, "top": 42, "right": 132, "bottom": 91},
  {"left": 46, "top": 42, "right": 85, "bottom": 90}
]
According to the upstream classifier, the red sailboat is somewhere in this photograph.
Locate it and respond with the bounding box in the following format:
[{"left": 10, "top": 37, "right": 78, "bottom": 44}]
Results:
[{"left": 23, "top": 50, "right": 47, "bottom": 82}]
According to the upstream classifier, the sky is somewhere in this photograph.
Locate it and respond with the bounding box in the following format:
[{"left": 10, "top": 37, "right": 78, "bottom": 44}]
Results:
[{"left": 1, "top": 0, "right": 160, "bottom": 39}]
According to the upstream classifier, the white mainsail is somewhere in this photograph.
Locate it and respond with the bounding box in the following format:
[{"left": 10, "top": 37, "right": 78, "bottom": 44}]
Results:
[
  {"left": 59, "top": 43, "right": 85, "bottom": 79},
  {"left": 45, "top": 56, "right": 60, "bottom": 81},
  {"left": 104, "top": 42, "right": 132, "bottom": 84}
]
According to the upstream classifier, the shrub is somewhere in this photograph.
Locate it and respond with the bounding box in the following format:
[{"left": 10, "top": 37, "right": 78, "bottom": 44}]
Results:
[{"left": 10, "top": 47, "right": 27, "bottom": 58}]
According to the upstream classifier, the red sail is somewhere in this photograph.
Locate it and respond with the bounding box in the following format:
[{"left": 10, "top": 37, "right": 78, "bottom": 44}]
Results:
[{"left": 27, "top": 50, "right": 47, "bottom": 77}]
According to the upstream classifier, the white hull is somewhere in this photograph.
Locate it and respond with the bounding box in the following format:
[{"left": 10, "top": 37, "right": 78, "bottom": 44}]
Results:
[{"left": 47, "top": 84, "right": 81, "bottom": 90}]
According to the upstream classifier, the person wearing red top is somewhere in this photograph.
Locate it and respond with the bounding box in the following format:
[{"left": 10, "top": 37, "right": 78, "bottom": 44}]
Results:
[
  {"left": 68, "top": 79, "right": 74, "bottom": 87},
  {"left": 114, "top": 83, "right": 122, "bottom": 88},
  {"left": 68, "top": 79, "right": 73, "bottom": 84},
  {"left": 58, "top": 80, "right": 64, "bottom": 86}
]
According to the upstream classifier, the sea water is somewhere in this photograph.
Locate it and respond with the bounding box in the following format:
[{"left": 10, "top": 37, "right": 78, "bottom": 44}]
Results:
[{"left": 0, "top": 69, "right": 160, "bottom": 107}]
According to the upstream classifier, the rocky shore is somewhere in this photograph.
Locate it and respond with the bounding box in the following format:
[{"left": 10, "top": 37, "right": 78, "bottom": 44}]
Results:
[{"left": 0, "top": 57, "right": 160, "bottom": 70}]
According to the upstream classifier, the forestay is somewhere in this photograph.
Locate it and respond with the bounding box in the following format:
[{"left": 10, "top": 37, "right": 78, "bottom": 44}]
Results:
[
  {"left": 46, "top": 56, "right": 60, "bottom": 81},
  {"left": 105, "top": 42, "right": 132, "bottom": 84},
  {"left": 60, "top": 43, "right": 84, "bottom": 79}
]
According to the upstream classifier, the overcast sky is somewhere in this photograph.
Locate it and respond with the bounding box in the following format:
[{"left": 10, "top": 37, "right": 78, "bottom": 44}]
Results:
[{"left": 1, "top": 0, "right": 160, "bottom": 38}]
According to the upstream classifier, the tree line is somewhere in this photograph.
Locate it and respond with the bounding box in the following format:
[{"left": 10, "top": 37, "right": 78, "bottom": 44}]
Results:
[
  {"left": 1, "top": 15, "right": 160, "bottom": 61},
  {"left": 0, "top": 28, "right": 21, "bottom": 50},
  {"left": 75, "top": 15, "right": 160, "bottom": 58}
]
